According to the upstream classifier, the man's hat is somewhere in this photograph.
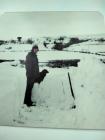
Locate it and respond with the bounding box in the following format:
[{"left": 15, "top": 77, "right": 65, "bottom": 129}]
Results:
[
  {"left": 32, "top": 45, "right": 39, "bottom": 49},
  {"left": 32, "top": 45, "right": 39, "bottom": 51}
]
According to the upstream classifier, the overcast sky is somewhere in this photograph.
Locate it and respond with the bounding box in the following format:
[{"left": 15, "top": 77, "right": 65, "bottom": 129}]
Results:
[{"left": 0, "top": 11, "right": 105, "bottom": 39}]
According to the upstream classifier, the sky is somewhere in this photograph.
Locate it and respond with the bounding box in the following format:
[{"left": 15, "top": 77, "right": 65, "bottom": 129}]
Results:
[{"left": 0, "top": 11, "right": 105, "bottom": 39}]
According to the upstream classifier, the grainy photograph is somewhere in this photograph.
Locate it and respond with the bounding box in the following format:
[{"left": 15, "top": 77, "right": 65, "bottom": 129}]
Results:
[{"left": 0, "top": 11, "right": 105, "bottom": 129}]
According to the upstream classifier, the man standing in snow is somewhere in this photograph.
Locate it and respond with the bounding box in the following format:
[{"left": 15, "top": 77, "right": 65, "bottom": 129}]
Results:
[{"left": 24, "top": 45, "right": 40, "bottom": 107}]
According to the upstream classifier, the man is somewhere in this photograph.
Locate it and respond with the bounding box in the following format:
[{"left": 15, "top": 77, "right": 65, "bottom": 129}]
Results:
[{"left": 24, "top": 45, "right": 40, "bottom": 107}]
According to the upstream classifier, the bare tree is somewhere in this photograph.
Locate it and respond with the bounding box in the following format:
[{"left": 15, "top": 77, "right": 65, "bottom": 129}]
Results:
[{"left": 17, "top": 37, "right": 22, "bottom": 43}]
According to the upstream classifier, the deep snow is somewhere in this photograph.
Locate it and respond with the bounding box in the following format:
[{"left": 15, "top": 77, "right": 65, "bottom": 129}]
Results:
[{"left": 0, "top": 36, "right": 105, "bottom": 129}]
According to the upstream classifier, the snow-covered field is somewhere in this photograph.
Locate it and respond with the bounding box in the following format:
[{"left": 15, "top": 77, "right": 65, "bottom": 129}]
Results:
[{"left": 0, "top": 36, "right": 105, "bottom": 129}]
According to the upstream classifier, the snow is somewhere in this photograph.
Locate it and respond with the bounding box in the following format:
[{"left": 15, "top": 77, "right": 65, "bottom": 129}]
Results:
[
  {"left": 0, "top": 36, "right": 105, "bottom": 129},
  {"left": 32, "top": 68, "right": 74, "bottom": 109}
]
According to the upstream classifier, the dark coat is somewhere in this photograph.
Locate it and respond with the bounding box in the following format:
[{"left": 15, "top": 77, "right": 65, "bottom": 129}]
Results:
[{"left": 25, "top": 51, "right": 39, "bottom": 83}]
